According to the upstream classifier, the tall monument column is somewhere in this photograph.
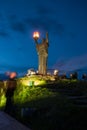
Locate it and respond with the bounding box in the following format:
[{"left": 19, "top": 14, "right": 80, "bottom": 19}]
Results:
[{"left": 33, "top": 32, "right": 49, "bottom": 75}]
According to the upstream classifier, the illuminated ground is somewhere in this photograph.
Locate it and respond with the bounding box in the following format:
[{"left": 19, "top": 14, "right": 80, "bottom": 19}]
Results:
[{"left": 0, "top": 76, "right": 87, "bottom": 130}]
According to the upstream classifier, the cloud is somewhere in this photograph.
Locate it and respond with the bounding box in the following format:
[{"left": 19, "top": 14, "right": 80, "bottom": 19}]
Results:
[
  {"left": 53, "top": 54, "right": 87, "bottom": 73},
  {"left": 25, "top": 17, "right": 65, "bottom": 36},
  {"left": 0, "top": 13, "right": 3, "bottom": 19},
  {"left": 10, "top": 22, "right": 26, "bottom": 33},
  {"left": 36, "top": 6, "right": 52, "bottom": 16},
  {"left": 8, "top": 14, "right": 17, "bottom": 21},
  {"left": 0, "top": 30, "right": 9, "bottom": 37},
  {"left": 8, "top": 14, "right": 26, "bottom": 33},
  {"left": 67, "top": 32, "right": 76, "bottom": 39}
]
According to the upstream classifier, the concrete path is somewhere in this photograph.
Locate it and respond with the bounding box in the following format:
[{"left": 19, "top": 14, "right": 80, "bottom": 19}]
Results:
[{"left": 0, "top": 111, "right": 31, "bottom": 130}]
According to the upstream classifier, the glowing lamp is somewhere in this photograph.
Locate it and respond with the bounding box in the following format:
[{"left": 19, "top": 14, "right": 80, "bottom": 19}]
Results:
[{"left": 33, "top": 31, "right": 40, "bottom": 40}]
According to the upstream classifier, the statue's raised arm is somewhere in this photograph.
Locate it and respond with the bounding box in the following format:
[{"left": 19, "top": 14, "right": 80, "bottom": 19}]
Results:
[
  {"left": 46, "top": 32, "right": 49, "bottom": 43},
  {"left": 46, "top": 32, "right": 49, "bottom": 46}
]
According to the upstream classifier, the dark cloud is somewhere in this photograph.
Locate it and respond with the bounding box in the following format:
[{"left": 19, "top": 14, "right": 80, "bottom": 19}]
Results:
[
  {"left": 0, "top": 13, "right": 2, "bottom": 19},
  {"left": 25, "top": 17, "right": 64, "bottom": 36},
  {"left": 0, "top": 30, "right": 9, "bottom": 37},
  {"left": 8, "top": 14, "right": 26, "bottom": 33},
  {"left": 36, "top": 6, "right": 52, "bottom": 16},
  {"left": 10, "top": 22, "right": 26, "bottom": 33},
  {"left": 55, "top": 23, "right": 64, "bottom": 36},
  {"left": 25, "top": 17, "right": 50, "bottom": 30},
  {"left": 68, "top": 32, "right": 76, "bottom": 38},
  {"left": 8, "top": 14, "right": 17, "bottom": 21},
  {"left": 25, "top": 17, "right": 39, "bottom": 26},
  {"left": 31, "top": 2, "right": 64, "bottom": 36},
  {"left": 53, "top": 54, "right": 87, "bottom": 72}
]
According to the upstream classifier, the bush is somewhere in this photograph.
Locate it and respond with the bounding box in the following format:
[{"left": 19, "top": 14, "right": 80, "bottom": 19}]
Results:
[{"left": 13, "top": 84, "right": 53, "bottom": 105}]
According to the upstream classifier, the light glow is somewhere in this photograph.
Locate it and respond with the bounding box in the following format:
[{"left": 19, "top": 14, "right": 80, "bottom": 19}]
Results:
[
  {"left": 10, "top": 72, "right": 17, "bottom": 79},
  {"left": 19, "top": 78, "right": 46, "bottom": 86},
  {"left": 54, "top": 69, "right": 59, "bottom": 76},
  {"left": 33, "top": 31, "right": 40, "bottom": 40},
  {"left": 0, "top": 95, "right": 6, "bottom": 107}
]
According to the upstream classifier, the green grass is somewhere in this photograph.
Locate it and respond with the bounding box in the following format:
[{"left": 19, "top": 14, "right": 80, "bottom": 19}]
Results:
[
  {"left": 13, "top": 85, "right": 54, "bottom": 105},
  {"left": 1, "top": 77, "right": 87, "bottom": 130}
]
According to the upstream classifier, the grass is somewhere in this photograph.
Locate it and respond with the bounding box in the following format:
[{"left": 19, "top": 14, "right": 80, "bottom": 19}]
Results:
[{"left": 0, "top": 76, "right": 87, "bottom": 130}]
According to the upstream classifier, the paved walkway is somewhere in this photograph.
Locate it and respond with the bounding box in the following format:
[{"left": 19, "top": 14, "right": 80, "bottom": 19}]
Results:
[{"left": 0, "top": 111, "right": 31, "bottom": 130}]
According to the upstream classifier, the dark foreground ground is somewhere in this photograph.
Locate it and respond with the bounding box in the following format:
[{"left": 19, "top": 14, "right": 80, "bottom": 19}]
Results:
[{"left": 2, "top": 79, "right": 87, "bottom": 130}]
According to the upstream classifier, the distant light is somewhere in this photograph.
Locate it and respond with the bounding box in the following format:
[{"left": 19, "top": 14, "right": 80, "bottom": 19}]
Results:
[
  {"left": 33, "top": 31, "right": 40, "bottom": 40},
  {"left": 5, "top": 71, "right": 17, "bottom": 79},
  {"left": 26, "top": 69, "right": 36, "bottom": 76},
  {"left": 54, "top": 70, "right": 59, "bottom": 76},
  {"left": 10, "top": 72, "right": 17, "bottom": 79}
]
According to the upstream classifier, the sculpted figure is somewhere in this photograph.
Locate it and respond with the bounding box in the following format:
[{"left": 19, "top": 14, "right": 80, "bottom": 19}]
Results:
[{"left": 34, "top": 32, "right": 49, "bottom": 75}]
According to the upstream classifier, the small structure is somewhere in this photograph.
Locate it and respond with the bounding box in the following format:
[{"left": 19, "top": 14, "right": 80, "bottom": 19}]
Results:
[
  {"left": 26, "top": 69, "right": 36, "bottom": 76},
  {"left": 82, "top": 74, "right": 87, "bottom": 80},
  {"left": 53, "top": 69, "right": 59, "bottom": 76},
  {"left": 70, "top": 72, "right": 78, "bottom": 79},
  {"left": 33, "top": 32, "right": 49, "bottom": 75}
]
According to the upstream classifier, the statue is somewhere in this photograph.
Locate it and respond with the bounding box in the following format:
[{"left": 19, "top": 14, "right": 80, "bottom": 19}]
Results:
[{"left": 33, "top": 32, "right": 49, "bottom": 75}]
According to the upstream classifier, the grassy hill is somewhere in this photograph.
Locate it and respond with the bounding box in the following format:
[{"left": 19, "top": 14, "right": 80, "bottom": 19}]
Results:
[{"left": 0, "top": 75, "right": 87, "bottom": 130}]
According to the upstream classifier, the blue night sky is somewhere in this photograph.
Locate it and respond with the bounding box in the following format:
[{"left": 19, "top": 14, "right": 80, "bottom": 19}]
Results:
[{"left": 0, "top": 0, "right": 87, "bottom": 75}]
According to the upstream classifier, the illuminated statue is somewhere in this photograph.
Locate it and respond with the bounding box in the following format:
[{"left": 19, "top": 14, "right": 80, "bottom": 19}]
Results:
[{"left": 33, "top": 32, "right": 49, "bottom": 75}]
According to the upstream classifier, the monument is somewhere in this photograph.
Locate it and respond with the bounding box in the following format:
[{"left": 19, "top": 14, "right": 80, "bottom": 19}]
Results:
[{"left": 33, "top": 32, "right": 49, "bottom": 75}]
